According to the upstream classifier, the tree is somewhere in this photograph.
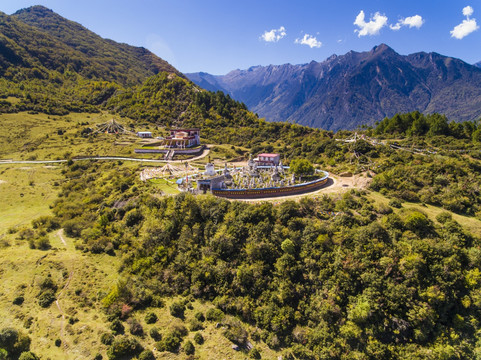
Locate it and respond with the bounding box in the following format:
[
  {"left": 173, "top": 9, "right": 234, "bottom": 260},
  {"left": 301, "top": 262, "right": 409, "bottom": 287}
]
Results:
[
  {"left": 107, "top": 336, "right": 142, "bottom": 360},
  {"left": 145, "top": 312, "right": 157, "bottom": 324},
  {"left": 169, "top": 302, "right": 185, "bottom": 318},
  {"left": 138, "top": 350, "right": 155, "bottom": 360},
  {"left": 473, "top": 128, "right": 481, "bottom": 144},
  {"left": 18, "top": 352, "right": 39, "bottom": 360},
  {"left": 289, "top": 159, "right": 314, "bottom": 176},
  {"left": 183, "top": 340, "right": 195, "bottom": 355}
]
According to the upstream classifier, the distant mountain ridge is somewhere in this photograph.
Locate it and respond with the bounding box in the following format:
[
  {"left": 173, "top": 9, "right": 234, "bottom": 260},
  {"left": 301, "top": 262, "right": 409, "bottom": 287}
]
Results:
[
  {"left": 475, "top": 61, "right": 481, "bottom": 68},
  {"left": 187, "top": 44, "right": 481, "bottom": 130}
]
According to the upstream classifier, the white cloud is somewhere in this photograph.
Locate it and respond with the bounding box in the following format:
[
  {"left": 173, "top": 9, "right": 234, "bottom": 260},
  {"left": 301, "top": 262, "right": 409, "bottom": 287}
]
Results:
[
  {"left": 354, "top": 10, "right": 388, "bottom": 37},
  {"left": 295, "top": 34, "right": 322, "bottom": 48},
  {"left": 390, "top": 15, "right": 424, "bottom": 30},
  {"left": 451, "top": 19, "right": 479, "bottom": 39},
  {"left": 463, "top": 6, "right": 474, "bottom": 17},
  {"left": 451, "top": 6, "right": 479, "bottom": 39},
  {"left": 260, "top": 26, "right": 287, "bottom": 42}
]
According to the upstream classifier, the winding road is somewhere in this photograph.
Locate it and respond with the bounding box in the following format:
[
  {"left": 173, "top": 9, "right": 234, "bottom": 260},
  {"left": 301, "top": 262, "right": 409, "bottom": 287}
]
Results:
[{"left": 0, "top": 146, "right": 211, "bottom": 165}]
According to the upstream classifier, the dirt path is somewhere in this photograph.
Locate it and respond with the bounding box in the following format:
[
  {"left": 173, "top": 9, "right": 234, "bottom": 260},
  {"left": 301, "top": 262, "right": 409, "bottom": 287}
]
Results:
[
  {"left": 0, "top": 147, "right": 212, "bottom": 166},
  {"left": 55, "top": 229, "right": 74, "bottom": 347},
  {"left": 319, "top": 172, "right": 372, "bottom": 195},
  {"left": 56, "top": 229, "right": 67, "bottom": 246},
  {"left": 55, "top": 270, "right": 73, "bottom": 342}
]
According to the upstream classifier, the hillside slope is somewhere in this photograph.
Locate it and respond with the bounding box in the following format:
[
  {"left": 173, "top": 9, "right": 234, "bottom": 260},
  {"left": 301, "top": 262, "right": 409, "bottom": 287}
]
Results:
[
  {"left": 187, "top": 44, "right": 481, "bottom": 130},
  {"left": 0, "top": 6, "right": 181, "bottom": 115},
  {"left": 2, "top": 6, "right": 180, "bottom": 85}
]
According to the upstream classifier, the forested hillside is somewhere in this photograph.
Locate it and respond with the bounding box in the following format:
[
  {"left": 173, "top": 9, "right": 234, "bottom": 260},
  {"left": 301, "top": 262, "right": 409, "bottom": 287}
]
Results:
[
  {"left": 0, "top": 6, "right": 179, "bottom": 115},
  {"left": 26, "top": 149, "right": 480, "bottom": 359}
]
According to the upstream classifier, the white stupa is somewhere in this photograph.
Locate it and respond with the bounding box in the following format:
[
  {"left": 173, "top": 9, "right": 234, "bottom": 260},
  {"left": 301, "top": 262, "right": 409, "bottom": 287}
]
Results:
[{"left": 204, "top": 163, "right": 216, "bottom": 177}]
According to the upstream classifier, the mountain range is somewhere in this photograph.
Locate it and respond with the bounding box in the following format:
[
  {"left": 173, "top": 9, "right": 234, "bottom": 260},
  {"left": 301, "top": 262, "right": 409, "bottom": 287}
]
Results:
[
  {"left": 2, "top": 6, "right": 481, "bottom": 132},
  {"left": 187, "top": 45, "right": 481, "bottom": 130}
]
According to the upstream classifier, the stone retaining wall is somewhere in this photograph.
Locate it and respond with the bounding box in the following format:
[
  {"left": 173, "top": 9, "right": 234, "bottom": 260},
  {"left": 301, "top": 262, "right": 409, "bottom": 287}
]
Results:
[{"left": 212, "top": 175, "right": 329, "bottom": 199}]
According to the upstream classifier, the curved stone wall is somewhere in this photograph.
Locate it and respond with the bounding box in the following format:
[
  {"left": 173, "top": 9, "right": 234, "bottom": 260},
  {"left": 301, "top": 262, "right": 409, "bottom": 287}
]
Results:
[{"left": 212, "top": 171, "right": 329, "bottom": 199}]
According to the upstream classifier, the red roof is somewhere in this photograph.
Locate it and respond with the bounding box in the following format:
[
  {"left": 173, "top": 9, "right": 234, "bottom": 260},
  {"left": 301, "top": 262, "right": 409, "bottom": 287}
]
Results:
[
  {"left": 257, "top": 153, "right": 280, "bottom": 158},
  {"left": 170, "top": 128, "right": 200, "bottom": 132}
]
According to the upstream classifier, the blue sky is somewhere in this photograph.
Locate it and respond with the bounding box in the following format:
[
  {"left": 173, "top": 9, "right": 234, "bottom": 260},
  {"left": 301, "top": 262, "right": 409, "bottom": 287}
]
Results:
[{"left": 2, "top": 0, "right": 481, "bottom": 74}]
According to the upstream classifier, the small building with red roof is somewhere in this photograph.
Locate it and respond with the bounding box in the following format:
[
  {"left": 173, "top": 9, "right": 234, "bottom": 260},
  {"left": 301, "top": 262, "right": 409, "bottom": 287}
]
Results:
[{"left": 254, "top": 153, "right": 281, "bottom": 167}]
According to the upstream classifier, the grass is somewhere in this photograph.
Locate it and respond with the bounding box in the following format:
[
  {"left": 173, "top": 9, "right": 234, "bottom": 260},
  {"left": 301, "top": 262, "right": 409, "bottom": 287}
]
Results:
[
  {"left": 0, "top": 112, "right": 143, "bottom": 160},
  {"left": 368, "top": 190, "right": 481, "bottom": 237},
  {"left": 148, "top": 178, "right": 181, "bottom": 195},
  {"left": 0, "top": 164, "right": 63, "bottom": 232},
  {"left": 118, "top": 297, "right": 281, "bottom": 360},
  {"left": 0, "top": 230, "right": 121, "bottom": 359}
]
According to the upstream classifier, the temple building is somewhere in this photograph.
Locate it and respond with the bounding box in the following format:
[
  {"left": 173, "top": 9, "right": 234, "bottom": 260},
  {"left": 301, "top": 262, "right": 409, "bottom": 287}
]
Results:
[
  {"left": 161, "top": 128, "right": 200, "bottom": 148},
  {"left": 254, "top": 153, "right": 280, "bottom": 167},
  {"left": 196, "top": 163, "right": 225, "bottom": 193}
]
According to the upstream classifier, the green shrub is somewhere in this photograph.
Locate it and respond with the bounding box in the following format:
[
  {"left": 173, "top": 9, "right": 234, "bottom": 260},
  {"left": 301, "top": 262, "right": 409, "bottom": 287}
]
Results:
[
  {"left": 106, "top": 336, "right": 142, "bottom": 360},
  {"left": 194, "top": 312, "right": 205, "bottom": 322},
  {"left": 289, "top": 158, "right": 314, "bottom": 176},
  {"left": 169, "top": 302, "right": 185, "bottom": 318},
  {"left": 436, "top": 211, "right": 452, "bottom": 224},
  {"left": 100, "top": 333, "right": 114, "bottom": 345},
  {"left": 13, "top": 296, "right": 24, "bottom": 305},
  {"left": 189, "top": 319, "right": 204, "bottom": 331},
  {"left": 18, "top": 352, "right": 39, "bottom": 360},
  {"left": 183, "top": 340, "right": 195, "bottom": 355},
  {"left": 156, "top": 333, "right": 181, "bottom": 352},
  {"left": 0, "top": 328, "right": 19, "bottom": 353},
  {"left": 149, "top": 327, "right": 161, "bottom": 341},
  {"left": 39, "top": 277, "right": 57, "bottom": 291},
  {"left": 0, "top": 328, "right": 31, "bottom": 358},
  {"left": 138, "top": 349, "right": 155, "bottom": 360},
  {"left": 222, "top": 319, "right": 248, "bottom": 346},
  {"left": 205, "top": 308, "right": 224, "bottom": 322},
  {"left": 404, "top": 211, "right": 430, "bottom": 234},
  {"left": 54, "top": 338, "right": 61, "bottom": 347},
  {"left": 0, "top": 349, "right": 8, "bottom": 360},
  {"left": 128, "top": 319, "right": 143, "bottom": 336},
  {"left": 170, "top": 324, "right": 188, "bottom": 338},
  {"left": 250, "top": 347, "right": 261, "bottom": 359},
  {"left": 38, "top": 290, "right": 56, "bottom": 308},
  {"left": 388, "top": 198, "right": 402, "bottom": 208},
  {"left": 32, "top": 216, "right": 60, "bottom": 231},
  {"left": 145, "top": 312, "right": 157, "bottom": 324},
  {"left": 109, "top": 319, "right": 124, "bottom": 335},
  {"left": 194, "top": 332, "right": 204, "bottom": 345},
  {"left": 266, "top": 334, "right": 280, "bottom": 350}
]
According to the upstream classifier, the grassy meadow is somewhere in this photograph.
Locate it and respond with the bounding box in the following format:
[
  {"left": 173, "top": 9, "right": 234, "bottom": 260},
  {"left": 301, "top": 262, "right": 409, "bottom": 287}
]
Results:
[{"left": 0, "top": 112, "right": 144, "bottom": 161}]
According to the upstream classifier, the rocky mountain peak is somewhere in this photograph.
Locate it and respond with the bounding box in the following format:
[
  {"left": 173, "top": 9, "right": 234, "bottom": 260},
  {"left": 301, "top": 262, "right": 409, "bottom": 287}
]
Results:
[{"left": 187, "top": 44, "right": 481, "bottom": 131}]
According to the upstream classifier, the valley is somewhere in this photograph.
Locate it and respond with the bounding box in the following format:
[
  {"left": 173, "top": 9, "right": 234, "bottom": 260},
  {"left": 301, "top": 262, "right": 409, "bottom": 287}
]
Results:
[{"left": 1, "top": 4, "right": 481, "bottom": 360}]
